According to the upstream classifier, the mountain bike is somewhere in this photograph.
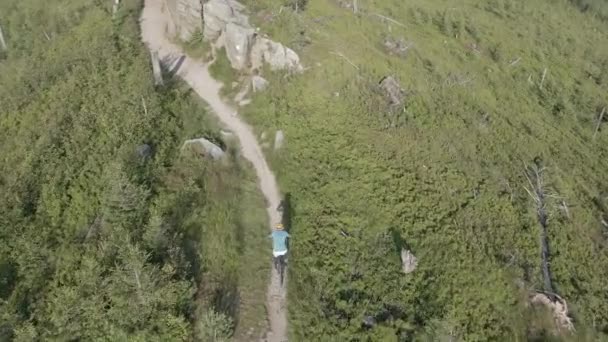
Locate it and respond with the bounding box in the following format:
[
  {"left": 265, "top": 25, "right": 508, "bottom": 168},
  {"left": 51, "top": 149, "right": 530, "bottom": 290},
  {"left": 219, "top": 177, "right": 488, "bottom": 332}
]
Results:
[{"left": 273, "top": 254, "right": 286, "bottom": 286}]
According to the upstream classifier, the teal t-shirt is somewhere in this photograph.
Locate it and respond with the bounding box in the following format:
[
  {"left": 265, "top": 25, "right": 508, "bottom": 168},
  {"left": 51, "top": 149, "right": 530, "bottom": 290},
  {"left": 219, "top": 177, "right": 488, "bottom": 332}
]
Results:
[{"left": 270, "top": 231, "right": 290, "bottom": 252}]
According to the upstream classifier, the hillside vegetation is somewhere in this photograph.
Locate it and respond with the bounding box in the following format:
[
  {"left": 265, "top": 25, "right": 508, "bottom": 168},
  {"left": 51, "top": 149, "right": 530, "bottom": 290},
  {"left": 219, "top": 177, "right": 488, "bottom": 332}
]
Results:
[
  {"left": 238, "top": 0, "right": 608, "bottom": 340},
  {"left": 0, "top": 0, "right": 269, "bottom": 340}
]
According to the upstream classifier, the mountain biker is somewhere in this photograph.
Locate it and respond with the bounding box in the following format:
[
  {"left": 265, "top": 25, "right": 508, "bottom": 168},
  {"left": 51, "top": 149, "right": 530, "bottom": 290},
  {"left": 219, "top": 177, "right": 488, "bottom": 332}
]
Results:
[{"left": 270, "top": 223, "right": 290, "bottom": 271}]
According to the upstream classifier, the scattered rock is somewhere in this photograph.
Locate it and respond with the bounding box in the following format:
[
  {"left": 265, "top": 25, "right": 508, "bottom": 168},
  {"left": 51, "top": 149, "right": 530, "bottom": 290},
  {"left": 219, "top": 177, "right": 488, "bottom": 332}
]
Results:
[
  {"left": 383, "top": 36, "right": 413, "bottom": 57},
  {"left": 251, "top": 37, "right": 302, "bottom": 72},
  {"left": 337, "top": 0, "right": 354, "bottom": 10},
  {"left": 274, "top": 130, "right": 284, "bottom": 150},
  {"left": 400, "top": 248, "right": 417, "bottom": 274},
  {"left": 252, "top": 75, "right": 269, "bottom": 92},
  {"left": 234, "top": 80, "right": 250, "bottom": 102},
  {"left": 362, "top": 316, "right": 376, "bottom": 329},
  {"left": 239, "top": 99, "right": 252, "bottom": 106},
  {"left": 379, "top": 76, "right": 405, "bottom": 106},
  {"left": 260, "top": 132, "right": 267, "bottom": 140},
  {"left": 135, "top": 144, "right": 153, "bottom": 159},
  {"left": 182, "top": 137, "right": 225, "bottom": 160}
]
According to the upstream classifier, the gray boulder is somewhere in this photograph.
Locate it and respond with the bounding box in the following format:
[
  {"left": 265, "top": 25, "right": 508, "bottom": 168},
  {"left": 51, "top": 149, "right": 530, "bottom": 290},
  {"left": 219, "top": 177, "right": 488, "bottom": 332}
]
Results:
[
  {"left": 251, "top": 75, "right": 269, "bottom": 92},
  {"left": 274, "top": 130, "right": 284, "bottom": 150},
  {"left": 383, "top": 36, "right": 413, "bottom": 57},
  {"left": 224, "top": 22, "right": 254, "bottom": 69},
  {"left": 182, "top": 137, "right": 225, "bottom": 160},
  {"left": 400, "top": 248, "right": 417, "bottom": 274},
  {"left": 251, "top": 37, "right": 302, "bottom": 72},
  {"left": 135, "top": 144, "right": 153, "bottom": 159},
  {"left": 379, "top": 76, "right": 405, "bottom": 106}
]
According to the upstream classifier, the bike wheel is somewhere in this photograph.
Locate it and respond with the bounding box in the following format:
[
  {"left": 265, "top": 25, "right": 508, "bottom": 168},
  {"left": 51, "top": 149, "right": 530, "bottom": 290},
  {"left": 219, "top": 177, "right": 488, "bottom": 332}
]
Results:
[{"left": 279, "top": 255, "right": 285, "bottom": 285}]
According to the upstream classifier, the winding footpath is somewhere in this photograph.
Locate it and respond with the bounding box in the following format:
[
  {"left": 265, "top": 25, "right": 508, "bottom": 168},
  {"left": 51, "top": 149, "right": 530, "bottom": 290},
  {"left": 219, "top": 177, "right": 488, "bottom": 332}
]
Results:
[{"left": 140, "top": 1, "right": 287, "bottom": 341}]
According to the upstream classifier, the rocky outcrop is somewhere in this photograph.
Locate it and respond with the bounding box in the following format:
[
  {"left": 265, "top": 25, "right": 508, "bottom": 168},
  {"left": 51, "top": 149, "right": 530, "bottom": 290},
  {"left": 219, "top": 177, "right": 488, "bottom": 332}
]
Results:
[
  {"left": 224, "top": 22, "right": 255, "bottom": 69},
  {"left": 201, "top": 0, "right": 303, "bottom": 73},
  {"left": 166, "top": 0, "right": 203, "bottom": 41},
  {"left": 202, "top": 0, "right": 249, "bottom": 41}
]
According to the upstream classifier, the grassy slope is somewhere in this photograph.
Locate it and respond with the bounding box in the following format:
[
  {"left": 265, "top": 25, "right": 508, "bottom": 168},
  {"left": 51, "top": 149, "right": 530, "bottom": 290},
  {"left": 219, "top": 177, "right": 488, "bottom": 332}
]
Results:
[
  {"left": 240, "top": 0, "right": 608, "bottom": 340},
  {"left": 0, "top": 0, "right": 269, "bottom": 339}
]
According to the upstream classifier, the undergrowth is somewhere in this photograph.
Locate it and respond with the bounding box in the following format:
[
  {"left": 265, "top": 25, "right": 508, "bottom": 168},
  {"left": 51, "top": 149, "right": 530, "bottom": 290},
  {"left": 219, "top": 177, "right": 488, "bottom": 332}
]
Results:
[{"left": 241, "top": 0, "right": 608, "bottom": 340}]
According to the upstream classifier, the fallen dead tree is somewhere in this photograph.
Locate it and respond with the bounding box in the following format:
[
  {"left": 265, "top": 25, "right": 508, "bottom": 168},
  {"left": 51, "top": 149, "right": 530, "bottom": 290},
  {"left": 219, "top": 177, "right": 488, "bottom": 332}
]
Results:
[
  {"left": 0, "top": 24, "right": 7, "bottom": 51},
  {"left": 530, "top": 290, "right": 574, "bottom": 332},
  {"left": 524, "top": 159, "right": 575, "bottom": 332}
]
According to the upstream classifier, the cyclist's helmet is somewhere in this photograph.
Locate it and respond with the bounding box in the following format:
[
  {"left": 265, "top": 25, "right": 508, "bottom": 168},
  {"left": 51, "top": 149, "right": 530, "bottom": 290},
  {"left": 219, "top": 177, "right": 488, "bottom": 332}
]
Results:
[{"left": 275, "top": 223, "right": 284, "bottom": 230}]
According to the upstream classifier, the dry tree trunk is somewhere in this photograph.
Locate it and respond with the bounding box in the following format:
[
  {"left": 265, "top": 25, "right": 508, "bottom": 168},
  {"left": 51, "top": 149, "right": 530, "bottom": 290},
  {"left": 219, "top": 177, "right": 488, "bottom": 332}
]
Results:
[
  {"left": 593, "top": 107, "right": 606, "bottom": 140},
  {"left": 112, "top": 0, "right": 120, "bottom": 16},
  {"left": 524, "top": 159, "right": 553, "bottom": 292},
  {"left": 524, "top": 159, "right": 575, "bottom": 332},
  {"left": 150, "top": 51, "right": 164, "bottom": 86},
  {"left": 0, "top": 24, "right": 7, "bottom": 51}
]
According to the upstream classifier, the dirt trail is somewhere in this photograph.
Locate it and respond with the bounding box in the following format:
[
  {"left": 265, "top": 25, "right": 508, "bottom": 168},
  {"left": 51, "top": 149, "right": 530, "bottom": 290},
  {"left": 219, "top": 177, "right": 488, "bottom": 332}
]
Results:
[{"left": 140, "top": 1, "right": 287, "bottom": 341}]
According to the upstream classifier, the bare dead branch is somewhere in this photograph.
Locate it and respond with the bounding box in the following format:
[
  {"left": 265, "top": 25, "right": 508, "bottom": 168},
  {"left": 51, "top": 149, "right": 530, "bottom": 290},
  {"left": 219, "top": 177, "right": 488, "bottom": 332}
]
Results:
[
  {"left": 560, "top": 200, "right": 571, "bottom": 220},
  {"left": 330, "top": 51, "right": 359, "bottom": 70},
  {"left": 112, "top": 0, "right": 120, "bottom": 16},
  {"left": 150, "top": 51, "right": 164, "bottom": 86},
  {"left": 372, "top": 13, "right": 406, "bottom": 28},
  {"left": 508, "top": 57, "right": 521, "bottom": 66},
  {"left": 141, "top": 96, "right": 148, "bottom": 116},
  {"left": 540, "top": 68, "right": 547, "bottom": 89},
  {"left": 0, "top": 25, "right": 7, "bottom": 51},
  {"left": 593, "top": 107, "right": 606, "bottom": 140}
]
